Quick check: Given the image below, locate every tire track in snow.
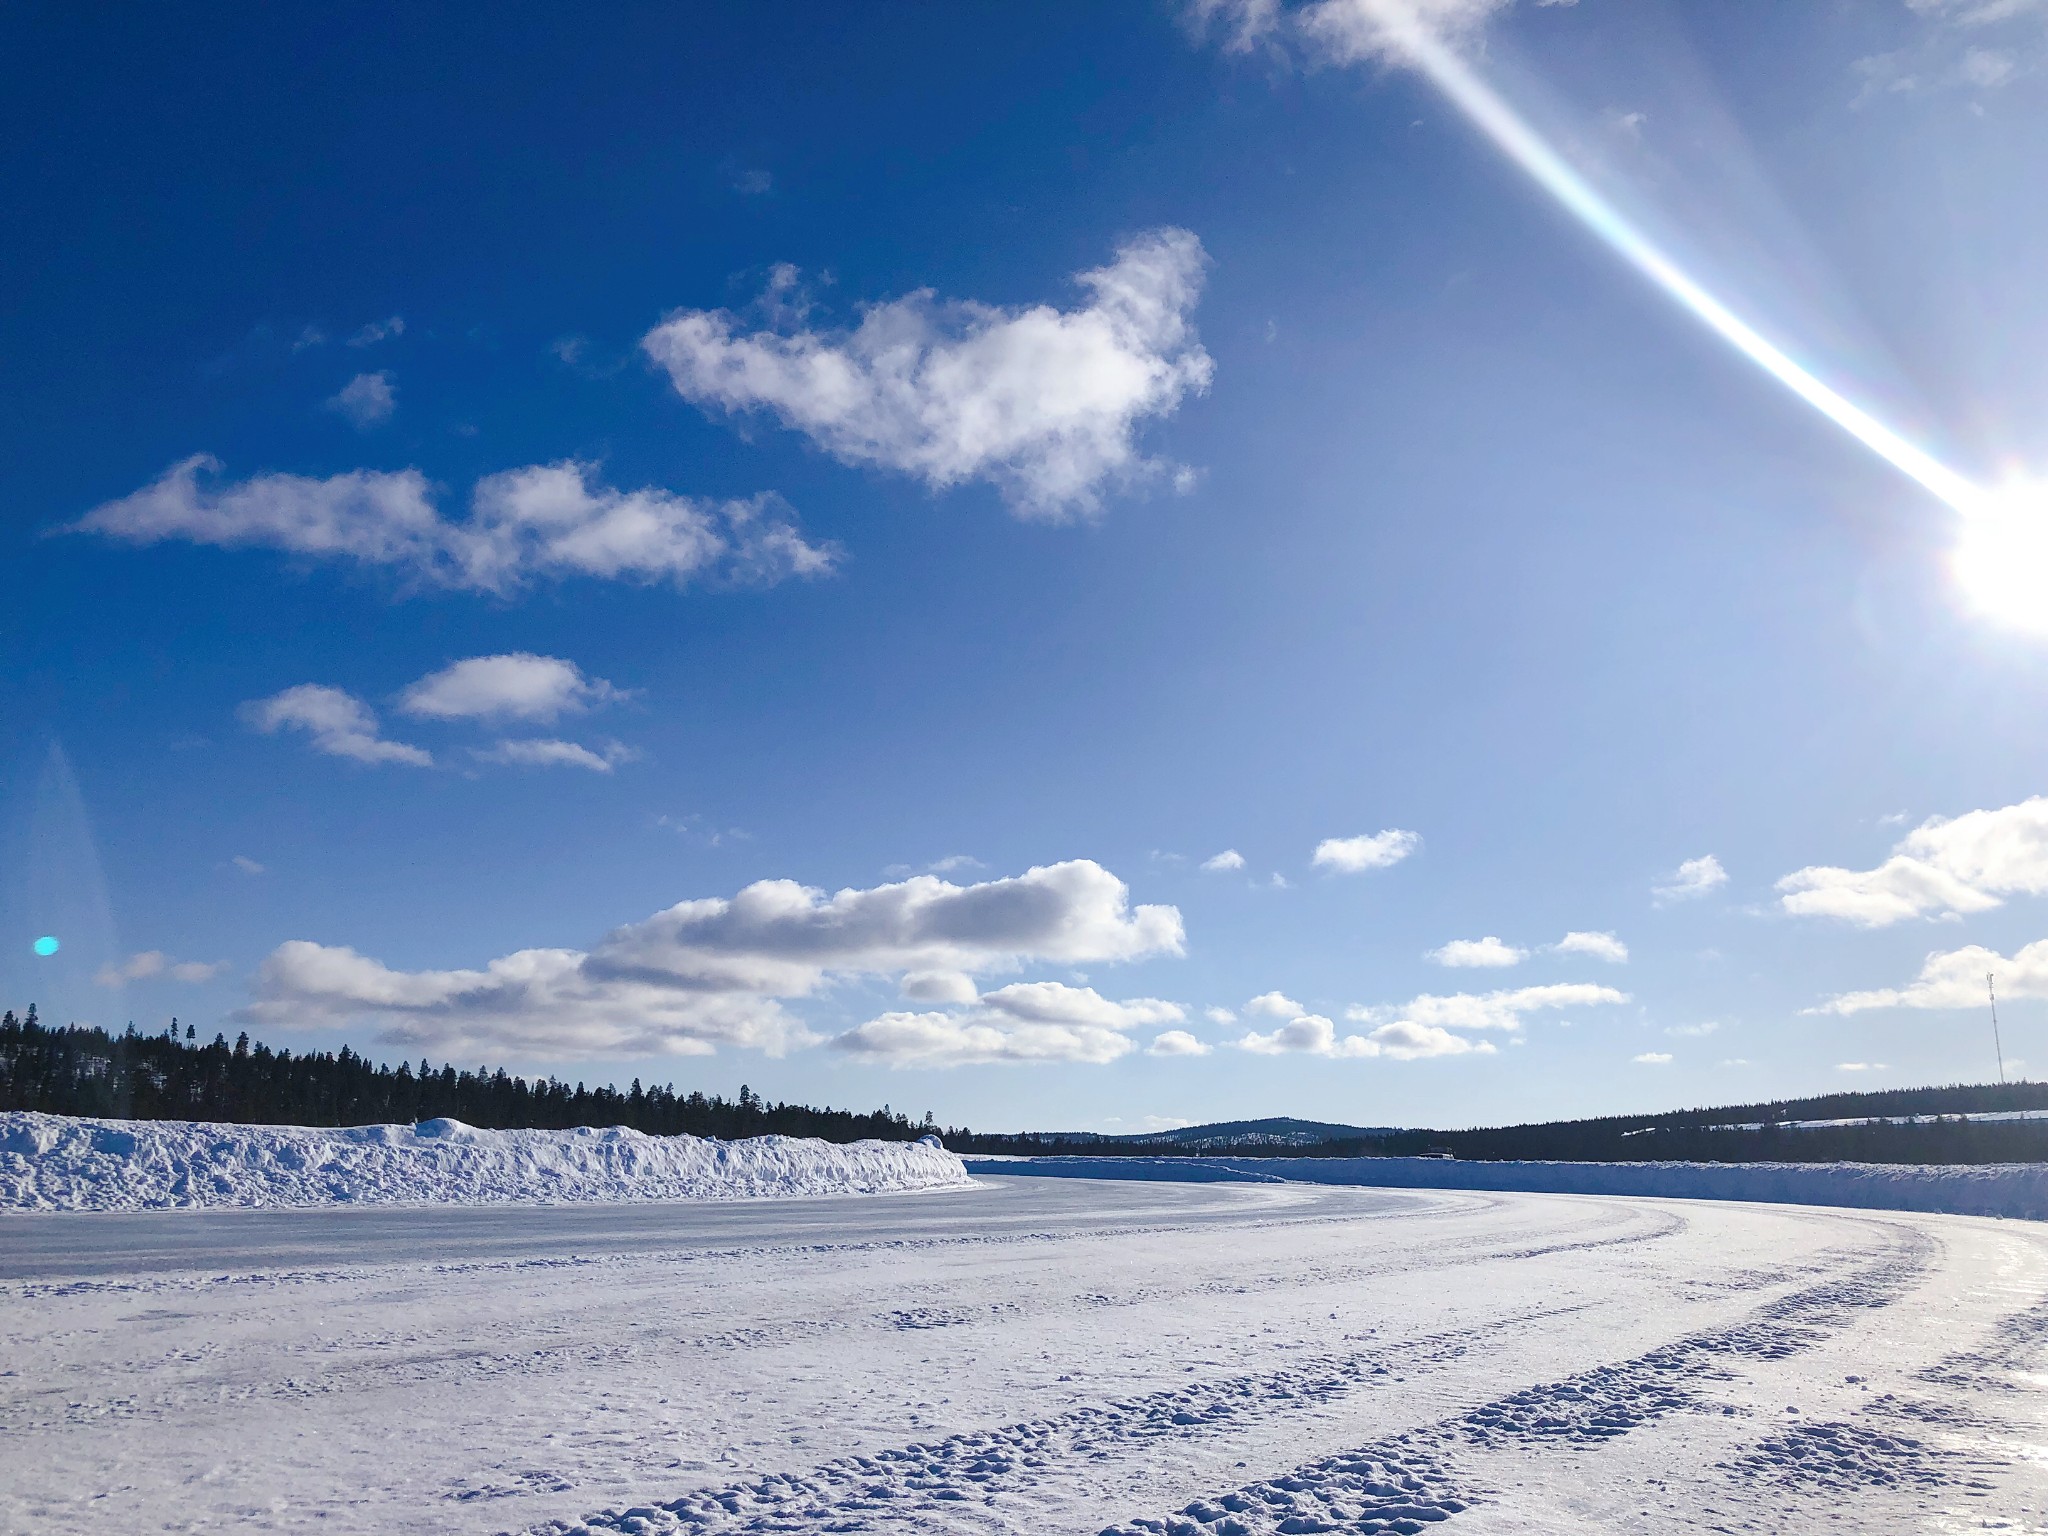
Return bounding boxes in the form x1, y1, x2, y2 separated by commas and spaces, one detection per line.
534, 1227, 1923, 1536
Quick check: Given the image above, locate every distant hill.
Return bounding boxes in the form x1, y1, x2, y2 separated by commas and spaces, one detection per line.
1073, 1116, 1400, 1148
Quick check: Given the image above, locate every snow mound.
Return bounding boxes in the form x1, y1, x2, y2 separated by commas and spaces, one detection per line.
0, 1112, 973, 1213
965, 1153, 2048, 1220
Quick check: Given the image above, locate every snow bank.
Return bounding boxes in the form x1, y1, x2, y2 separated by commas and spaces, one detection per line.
964, 1153, 2048, 1220
0, 1112, 972, 1213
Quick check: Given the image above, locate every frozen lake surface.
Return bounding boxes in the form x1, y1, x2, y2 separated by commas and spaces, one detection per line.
6, 1175, 2048, 1533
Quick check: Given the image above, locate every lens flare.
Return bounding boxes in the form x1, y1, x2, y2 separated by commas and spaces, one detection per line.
1953, 485, 2048, 636
33, 936, 60, 957
1370, 6, 1989, 521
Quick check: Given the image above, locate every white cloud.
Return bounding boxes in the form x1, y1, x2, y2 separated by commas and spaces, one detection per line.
326, 371, 396, 429
901, 970, 980, 1004
347, 316, 405, 347
1149, 1029, 1213, 1056
241, 860, 1183, 1058
241, 685, 432, 767
1346, 981, 1630, 1033
65, 456, 837, 596
1814, 938, 2039, 1015
1837, 1061, 1891, 1072
1188, 0, 1570, 66
472, 738, 632, 773
1234, 991, 1499, 1060
232, 855, 266, 876
1311, 828, 1420, 874
1777, 796, 2048, 928
398, 654, 624, 724
641, 229, 1213, 519
1665, 1021, 1719, 1038
95, 951, 226, 987
1856, 0, 2045, 99
1425, 935, 1526, 968
1632, 1051, 1673, 1065
833, 980, 1182, 1068
1552, 930, 1628, 963
1205, 1005, 1238, 1025
1201, 849, 1247, 872
1653, 854, 1727, 904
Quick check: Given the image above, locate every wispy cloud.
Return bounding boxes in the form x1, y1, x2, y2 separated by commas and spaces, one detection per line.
346, 316, 405, 347
1201, 848, 1247, 872
472, 738, 634, 773
1653, 854, 1727, 904
65, 457, 838, 596
1552, 930, 1628, 963
1311, 828, 1420, 874
95, 951, 228, 987
325, 371, 396, 429
241, 685, 432, 767
642, 229, 1213, 518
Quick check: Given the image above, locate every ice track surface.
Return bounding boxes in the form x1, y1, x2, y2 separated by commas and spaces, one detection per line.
6, 1177, 2048, 1534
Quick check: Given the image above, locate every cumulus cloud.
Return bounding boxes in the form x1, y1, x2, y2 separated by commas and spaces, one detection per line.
1205, 1005, 1238, 1025
1149, 1029, 1212, 1056
1234, 991, 1500, 1060
241, 685, 432, 767
1311, 829, 1420, 874
1202, 849, 1247, 872
1552, 930, 1628, 963
1632, 1051, 1673, 1065
326, 371, 396, 429
241, 860, 1182, 1058
1346, 981, 1628, 1034
832, 981, 1185, 1068
1653, 855, 1727, 904
398, 653, 625, 724
1777, 797, 2048, 928
1425, 935, 1526, 968
1814, 938, 2041, 1016
472, 738, 633, 773
95, 952, 228, 987
642, 229, 1213, 519
64, 456, 837, 596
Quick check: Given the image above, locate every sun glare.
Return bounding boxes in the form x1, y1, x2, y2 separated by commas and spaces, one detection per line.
1954, 485, 2048, 635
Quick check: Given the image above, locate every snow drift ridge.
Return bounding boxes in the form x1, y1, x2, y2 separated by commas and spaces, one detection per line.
0, 1112, 973, 1212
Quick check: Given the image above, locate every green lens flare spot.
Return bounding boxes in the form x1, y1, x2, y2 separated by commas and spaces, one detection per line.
32, 936, 60, 957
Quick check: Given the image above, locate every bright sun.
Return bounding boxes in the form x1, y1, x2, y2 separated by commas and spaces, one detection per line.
1954, 486, 2048, 636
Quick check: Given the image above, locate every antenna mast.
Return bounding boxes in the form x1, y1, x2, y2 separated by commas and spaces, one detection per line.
1990, 972, 2006, 1086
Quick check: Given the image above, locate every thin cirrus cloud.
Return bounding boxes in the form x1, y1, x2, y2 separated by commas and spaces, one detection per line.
241, 684, 433, 767
471, 738, 634, 774
1425, 935, 1526, 969
1777, 796, 2048, 928
94, 951, 228, 987
398, 653, 626, 725
1653, 854, 1727, 904
833, 982, 1187, 1068
62, 456, 837, 596
239, 860, 1185, 1059
641, 228, 1214, 519
1311, 828, 1420, 874
325, 371, 396, 429
1186, 0, 1535, 67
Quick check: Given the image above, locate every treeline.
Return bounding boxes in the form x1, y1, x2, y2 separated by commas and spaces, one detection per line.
948, 1079, 2048, 1165
0, 1007, 950, 1143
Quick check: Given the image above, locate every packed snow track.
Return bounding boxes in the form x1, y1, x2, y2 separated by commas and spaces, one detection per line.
5, 1177, 2047, 1534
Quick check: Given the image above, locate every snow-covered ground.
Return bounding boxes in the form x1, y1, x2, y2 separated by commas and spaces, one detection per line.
962, 1152, 2048, 1218
7, 1176, 2048, 1534
0, 1112, 970, 1211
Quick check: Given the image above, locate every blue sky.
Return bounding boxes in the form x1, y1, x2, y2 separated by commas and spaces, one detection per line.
7, 0, 2048, 1133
